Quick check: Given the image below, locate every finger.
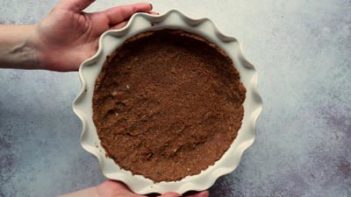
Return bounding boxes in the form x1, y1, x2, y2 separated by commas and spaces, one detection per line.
110, 21, 128, 30
160, 192, 179, 197
185, 191, 209, 197
57, 0, 95, 12
103, 3, 153, 26
148, 11, 160, 15
99, 180, 133, 193
110, 10, 159, 30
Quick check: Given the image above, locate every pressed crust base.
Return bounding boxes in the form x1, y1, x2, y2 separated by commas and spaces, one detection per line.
93, 30, 246, 182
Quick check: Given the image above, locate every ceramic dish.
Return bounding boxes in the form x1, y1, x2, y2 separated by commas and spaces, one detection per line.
73, 10, 262, 195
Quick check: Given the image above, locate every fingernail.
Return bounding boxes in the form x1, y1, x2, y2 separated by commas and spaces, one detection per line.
149, 3, 153, 10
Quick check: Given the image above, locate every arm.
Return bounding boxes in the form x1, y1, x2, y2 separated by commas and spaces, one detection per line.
0, 25, 39, 69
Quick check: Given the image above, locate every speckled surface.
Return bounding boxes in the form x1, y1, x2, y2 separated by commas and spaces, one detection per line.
0, 0, 350, 196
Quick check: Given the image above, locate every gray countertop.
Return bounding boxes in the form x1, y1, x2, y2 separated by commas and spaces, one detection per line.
0, 0, 350, 196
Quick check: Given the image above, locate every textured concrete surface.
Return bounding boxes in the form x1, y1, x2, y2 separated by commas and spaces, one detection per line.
0, 0, 350, 196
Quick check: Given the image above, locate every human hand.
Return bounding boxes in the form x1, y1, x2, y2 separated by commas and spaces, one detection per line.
96, 180, 209, 197
61, 180, 209, 197
31, 0, 153, 71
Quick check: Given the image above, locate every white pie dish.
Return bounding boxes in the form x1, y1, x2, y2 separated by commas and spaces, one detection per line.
72, 10, 262, 195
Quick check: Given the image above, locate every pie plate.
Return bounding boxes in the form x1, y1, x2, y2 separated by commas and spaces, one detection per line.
72, 10, 262, 195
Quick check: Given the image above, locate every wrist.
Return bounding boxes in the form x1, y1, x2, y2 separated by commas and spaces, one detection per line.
25, 24, 47, 70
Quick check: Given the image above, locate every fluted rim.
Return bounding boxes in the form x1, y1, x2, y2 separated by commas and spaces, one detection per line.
72, 10, 262, 195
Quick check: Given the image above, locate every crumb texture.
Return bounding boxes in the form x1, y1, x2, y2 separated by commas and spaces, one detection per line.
93, 30, 246, 182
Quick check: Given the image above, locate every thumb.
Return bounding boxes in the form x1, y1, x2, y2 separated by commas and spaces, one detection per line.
57, 0, 95, 12
160, 192, 180, 197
